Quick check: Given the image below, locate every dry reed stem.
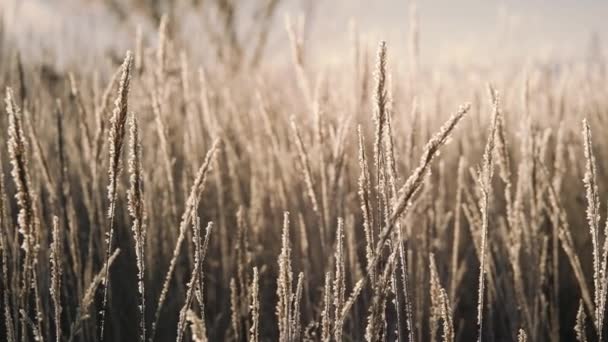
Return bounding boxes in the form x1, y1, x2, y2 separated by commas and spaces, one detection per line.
19, 309, 42, 341
476, 86, 499, 342
276, 212, 293, 342
398, 238, 416, 342
292, 272, 304, 341
50, 216, 62, 342
428, 253, 455, 342
430, 253, 442, 341
128, 111, 146, 342
192, 214, 213, 342
249, 267, 260, 342
230, 278, 241, 341
357, 126, 375, 282
193, 210, 212, 342
68, 249, 121, 342
387, 104, 469, 231
365, 243, 398, 341
333, 218, 346, 341
440, 288, 454, 342
6, 86, 37, 341
177, 219, 212, 342
450, 157, 466, 301
576, 300, 588, 342
150, 139, 219, 342
582, 118, 605, 336
0, 161, 15, 342
373, 41, 388, 203
186, 310, 207, 342
321, 271, 332, 342
101, 50, 133, 338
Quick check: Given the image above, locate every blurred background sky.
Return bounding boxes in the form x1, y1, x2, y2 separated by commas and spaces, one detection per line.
1, 0, 606, 70
312, 0, 607, 65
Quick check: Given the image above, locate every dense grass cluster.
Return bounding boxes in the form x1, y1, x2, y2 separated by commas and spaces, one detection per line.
1, 10, 608, 342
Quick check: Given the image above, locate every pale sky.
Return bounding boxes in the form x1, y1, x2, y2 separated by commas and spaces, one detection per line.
298, 0, 608, 66
1, 0, 606, 69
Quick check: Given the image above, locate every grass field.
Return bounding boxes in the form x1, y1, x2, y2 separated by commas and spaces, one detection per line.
1, 1, 608, 341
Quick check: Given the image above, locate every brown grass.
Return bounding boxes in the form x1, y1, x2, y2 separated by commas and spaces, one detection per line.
2, 7, 608, 342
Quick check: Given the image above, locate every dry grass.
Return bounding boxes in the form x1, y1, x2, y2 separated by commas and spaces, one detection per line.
2, 6, 608, 342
